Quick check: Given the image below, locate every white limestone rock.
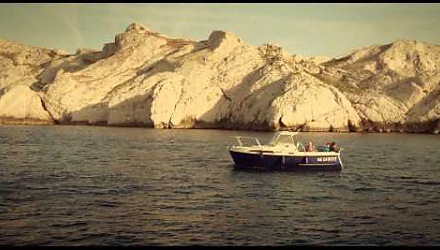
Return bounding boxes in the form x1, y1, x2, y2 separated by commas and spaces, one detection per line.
320, 39, 440, 131
0, 40, 66, 123
0, 23, 439, 133
0, 85, 52, 122
274, 73, 361, 131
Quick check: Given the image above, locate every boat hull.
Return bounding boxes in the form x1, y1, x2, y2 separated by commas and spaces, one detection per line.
229, 150, 343, 171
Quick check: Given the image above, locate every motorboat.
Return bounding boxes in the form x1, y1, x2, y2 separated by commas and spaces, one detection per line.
228, 131, 343, 171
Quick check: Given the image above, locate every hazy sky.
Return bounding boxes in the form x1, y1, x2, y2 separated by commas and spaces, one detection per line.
0, 3, 439, 57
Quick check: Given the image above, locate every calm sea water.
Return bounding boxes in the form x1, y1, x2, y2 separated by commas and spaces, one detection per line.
0, 125, 439, 246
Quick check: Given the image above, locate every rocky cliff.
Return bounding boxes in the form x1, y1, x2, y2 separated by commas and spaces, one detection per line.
0, 23, 439, 133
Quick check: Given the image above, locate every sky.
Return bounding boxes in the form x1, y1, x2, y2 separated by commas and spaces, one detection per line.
0, 3, 439, 57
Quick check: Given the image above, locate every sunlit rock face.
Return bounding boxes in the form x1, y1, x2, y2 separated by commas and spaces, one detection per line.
0, 24, 439, 133
318, 40, 440, 132
0, 39, 66, 124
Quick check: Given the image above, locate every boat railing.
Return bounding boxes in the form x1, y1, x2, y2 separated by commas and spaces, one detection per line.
234, 136, 262, 147
296, 142, 306, 152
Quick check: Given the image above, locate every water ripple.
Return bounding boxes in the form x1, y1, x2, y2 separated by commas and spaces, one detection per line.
0, 126, 439, 245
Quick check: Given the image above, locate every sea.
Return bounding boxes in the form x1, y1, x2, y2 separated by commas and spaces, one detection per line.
0, 125, 439, 246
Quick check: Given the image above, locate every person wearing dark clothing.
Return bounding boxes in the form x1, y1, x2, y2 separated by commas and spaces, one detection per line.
330, 142, 339, 152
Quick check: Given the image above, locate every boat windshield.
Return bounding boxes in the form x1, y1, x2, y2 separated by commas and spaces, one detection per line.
268, 132, 297, 146
234, 136, 261, 147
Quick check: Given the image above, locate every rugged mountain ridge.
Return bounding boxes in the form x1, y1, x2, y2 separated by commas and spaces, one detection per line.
0, 23, 439, 133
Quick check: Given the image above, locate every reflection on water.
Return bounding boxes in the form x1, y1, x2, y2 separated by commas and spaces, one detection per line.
0, 125, 439, 245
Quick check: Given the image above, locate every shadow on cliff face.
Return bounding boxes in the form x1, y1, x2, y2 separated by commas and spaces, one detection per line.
48, 59, 440, 133
359, 119, 440, 134
52, 78, 440, 134
31, 50, 103, 92
194, 66, 293, 131
62, 91, 155, 127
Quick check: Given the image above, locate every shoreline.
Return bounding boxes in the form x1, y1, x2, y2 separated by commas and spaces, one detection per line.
1, 118, 438, 135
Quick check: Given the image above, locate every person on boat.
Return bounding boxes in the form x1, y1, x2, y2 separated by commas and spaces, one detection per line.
305, 141, 314, 152
330, 142, 340, 152
324, 142, 331, 152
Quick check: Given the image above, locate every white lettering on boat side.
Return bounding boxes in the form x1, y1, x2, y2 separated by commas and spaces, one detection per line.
317, 156, 337, 162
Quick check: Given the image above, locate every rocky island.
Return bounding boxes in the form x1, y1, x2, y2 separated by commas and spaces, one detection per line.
0, 23, 439, 133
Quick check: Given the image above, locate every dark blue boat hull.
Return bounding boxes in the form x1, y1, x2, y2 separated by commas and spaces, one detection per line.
229, 150, 342, 171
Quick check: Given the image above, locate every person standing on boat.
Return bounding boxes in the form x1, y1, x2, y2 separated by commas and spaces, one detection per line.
305, 141, 314, 152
